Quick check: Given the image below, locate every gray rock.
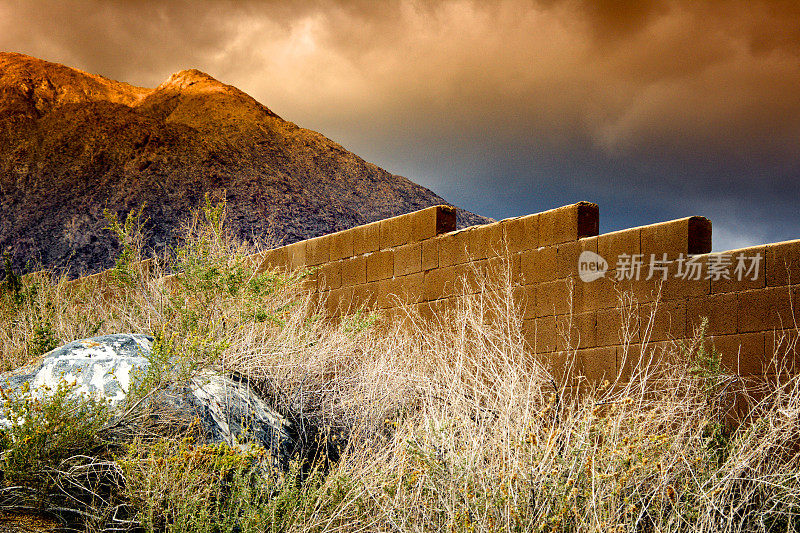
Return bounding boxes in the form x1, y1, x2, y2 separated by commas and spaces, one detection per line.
0, 334, 294, 469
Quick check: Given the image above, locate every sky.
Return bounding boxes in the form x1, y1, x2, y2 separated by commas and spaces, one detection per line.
2, 0, 799, 251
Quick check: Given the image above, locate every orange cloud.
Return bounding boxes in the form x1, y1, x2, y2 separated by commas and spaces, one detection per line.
2, 0, 798, 248
3, 0, 797, 166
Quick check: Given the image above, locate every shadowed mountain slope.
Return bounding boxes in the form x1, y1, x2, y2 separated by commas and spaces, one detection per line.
0, 52, 489, 277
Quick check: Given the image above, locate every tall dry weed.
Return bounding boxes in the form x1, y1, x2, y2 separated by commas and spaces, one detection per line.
2, 204, 800, 531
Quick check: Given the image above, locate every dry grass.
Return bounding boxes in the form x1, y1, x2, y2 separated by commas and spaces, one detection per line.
1, 201, 800, 532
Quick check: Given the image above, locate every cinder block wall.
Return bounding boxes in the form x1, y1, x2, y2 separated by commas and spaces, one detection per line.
252, 203, 800, 387
62, 202, 800, 388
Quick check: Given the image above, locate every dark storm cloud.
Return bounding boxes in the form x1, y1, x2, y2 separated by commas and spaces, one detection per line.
1, 0, 798, 249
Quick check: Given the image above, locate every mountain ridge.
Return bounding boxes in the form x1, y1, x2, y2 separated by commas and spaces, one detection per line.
0, 52, 489, 277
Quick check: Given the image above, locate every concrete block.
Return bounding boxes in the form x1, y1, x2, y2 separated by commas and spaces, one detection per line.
325, 286, 353, 316
305, 290, 321, 311
393, 306, 424, 332
596, 306, 639, 346
353, 221, 381, 255
410, 207, 438, 243
373, 279, 395, 309
481, 255, 514, 289
618, 341, 678, 381
513, 284, 537, 320
438, 229, 471, 267
531, 315, 557, 353
72, 269, 117, 301
424, 265, 468, 301
458, 263, 483, 295
376, 275, 425, 309
286, 241, 307, 271
329, 229, 355, 261
636, 277, 677, 305
251, 248, 284, 273
411, 205, 457, 242
413, 301, 437, 324
632, 277, 668, 305
464, 259, 487, 294
506, 252, 523, 285
538, 202, 599, 246
394, 243, 422, 276
687, 293, 737, 336
520, 245, 557, 284
460, 257, 506, 294
380, 214, 412, 249
320, 289, 332, 315
159, 274, 180, 296
582, 275, 627, 312
400, 272, 425, 304
340, 255, 367, 287
375, 276, 400, 309
317, 261, 342, 291
639, 216, 712, 257
598, 228, 641, 278
431, 297, 460, 321
298, 273, 318, 294
658, 255, 710, 301
502, 214, 538, 254
710, 246, 766, 293
366, 249, 394, 282
421, 238, 438, 271
556, 241, 582, 281
305, 235, 330, 266
468, 221, 505, 260
711, 333, 766, 376
638, 300, 686, 342
766, 239, 800, 287
556, 312, 597, 350
373, 306, 397, 333
688, 217, 714, 255
765, 329, 800, 374
737, 286, 799, 333
557, 236, 598, 280
536, 278, 582, 317
423, 266, 446, 302
436, 206, 458, 236
351, 283, 377, 310
577, 346, 617, 385
539, 349, 575, 386
520, 318, 535, 353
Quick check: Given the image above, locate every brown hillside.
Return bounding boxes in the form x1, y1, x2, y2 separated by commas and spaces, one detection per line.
0, 52, 489, 277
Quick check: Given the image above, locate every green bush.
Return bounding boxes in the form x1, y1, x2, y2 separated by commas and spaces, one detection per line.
117, 436, 354, 533
104, 203, 148, 288
1, 249, 22, 305
0, 379, 111, 490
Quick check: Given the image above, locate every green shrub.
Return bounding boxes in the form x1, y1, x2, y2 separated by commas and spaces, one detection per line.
26, 317, 60, 358
0, 379, 111, 490
117, 436, 352, 533
1, 249, 22, 305
103, 203, 148, 288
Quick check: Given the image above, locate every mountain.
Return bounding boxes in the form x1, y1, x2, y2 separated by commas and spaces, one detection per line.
0, 52, 489, 277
